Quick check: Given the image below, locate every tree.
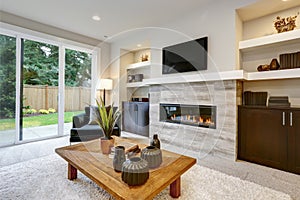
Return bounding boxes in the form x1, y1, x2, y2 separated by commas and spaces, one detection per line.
0, 35, 16, 118
0, 35, 92, 118
23, 39, 59, 86
65, 49, 91, 87
22, 40, 92, 87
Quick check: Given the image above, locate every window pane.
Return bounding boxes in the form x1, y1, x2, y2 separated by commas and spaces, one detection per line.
64, 49, 92, 134
22, 39, 59, 140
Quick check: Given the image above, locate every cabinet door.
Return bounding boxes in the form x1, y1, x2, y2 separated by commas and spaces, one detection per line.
287, 110, 300, 174
136, 103, 149, 137
238, 107, 287, 170
122, 102, 136, 133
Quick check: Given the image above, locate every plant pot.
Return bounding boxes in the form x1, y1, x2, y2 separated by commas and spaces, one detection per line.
121, 157, 149, 186
113, 146, 126, 172
141, 146, 162, 168
100, 138, 114, 154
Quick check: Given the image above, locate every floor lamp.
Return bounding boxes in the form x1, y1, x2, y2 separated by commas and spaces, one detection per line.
98, 79, 113, 105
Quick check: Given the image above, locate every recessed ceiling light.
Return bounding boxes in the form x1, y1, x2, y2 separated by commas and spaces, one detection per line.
92, 15, 101, 21
137, 44, 142, 47
281, 0, 289, 2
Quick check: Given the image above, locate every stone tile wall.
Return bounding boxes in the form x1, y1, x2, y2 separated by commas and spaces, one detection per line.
149, 80, 237, 161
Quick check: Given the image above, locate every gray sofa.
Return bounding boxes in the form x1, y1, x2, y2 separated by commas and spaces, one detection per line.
70, 106, 120, 142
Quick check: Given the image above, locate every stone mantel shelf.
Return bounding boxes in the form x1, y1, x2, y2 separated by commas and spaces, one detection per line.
126, 68, 300, 87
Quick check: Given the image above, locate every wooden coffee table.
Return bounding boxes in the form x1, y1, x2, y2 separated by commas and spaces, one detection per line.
55, 137, 196, 200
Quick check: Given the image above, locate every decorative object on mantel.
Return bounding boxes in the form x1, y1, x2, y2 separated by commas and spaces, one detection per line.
96, 97, 121, 154
257, 58, 280, 71
141, 146, 162, 168
121, 157, 149, 186
127, 74, 144, 83
127, 75, 134, 83
134, 74, 144, 82
113, 146, 126, 172
279, 51, 300, 69
141, 54, 149, 62
150, 134, 161, 149
257, 64, 270, 71
274, 12, 299, 33
269, 58, 280, 70
268, 96, 290, 107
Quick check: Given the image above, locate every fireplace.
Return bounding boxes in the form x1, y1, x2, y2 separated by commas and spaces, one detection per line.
160, 103, 216, 129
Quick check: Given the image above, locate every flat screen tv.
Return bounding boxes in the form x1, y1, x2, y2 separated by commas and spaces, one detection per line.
162, 37, 208, 74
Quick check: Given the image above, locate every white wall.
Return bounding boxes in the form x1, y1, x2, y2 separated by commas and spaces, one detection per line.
108, 0, 256, 106
243, 6, 300, 40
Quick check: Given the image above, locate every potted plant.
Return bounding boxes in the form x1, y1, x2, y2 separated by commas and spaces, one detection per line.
96, 97, 120, 154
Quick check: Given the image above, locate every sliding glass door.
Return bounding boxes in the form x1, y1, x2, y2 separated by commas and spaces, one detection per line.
64, 48, 92, 132
0, 30, 98, 146
0, 34, 16, 146
21, 39, 59, 141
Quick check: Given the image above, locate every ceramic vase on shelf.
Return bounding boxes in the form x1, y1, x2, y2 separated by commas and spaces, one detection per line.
113, 146, 126, 172
150, 134, 160, 149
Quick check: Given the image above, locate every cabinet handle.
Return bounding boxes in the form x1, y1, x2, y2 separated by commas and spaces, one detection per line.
282, 112, 285, 126
290, 112, 293, 127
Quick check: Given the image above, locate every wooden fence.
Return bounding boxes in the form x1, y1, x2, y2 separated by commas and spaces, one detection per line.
23, 85, 91, 111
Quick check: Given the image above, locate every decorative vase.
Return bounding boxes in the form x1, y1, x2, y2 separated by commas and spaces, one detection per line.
150, 134, 161, 149
141, 146, 162, 169
100, 138, 114, 154
121, 157, 149, 186
113, 146, 126, 172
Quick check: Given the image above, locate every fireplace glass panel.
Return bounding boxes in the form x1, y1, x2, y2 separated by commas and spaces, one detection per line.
160, 103, 216, 129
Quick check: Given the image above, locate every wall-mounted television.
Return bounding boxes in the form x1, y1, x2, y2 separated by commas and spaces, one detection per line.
162, 37, 208, 74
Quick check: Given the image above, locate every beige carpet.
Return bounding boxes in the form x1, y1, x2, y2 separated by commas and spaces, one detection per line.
0, 154, 292, 200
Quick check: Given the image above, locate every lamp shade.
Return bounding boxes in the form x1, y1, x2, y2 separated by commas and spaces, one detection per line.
98, 79, 113, 90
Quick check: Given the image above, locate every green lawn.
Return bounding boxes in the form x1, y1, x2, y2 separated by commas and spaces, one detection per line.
0, 111, 83, 131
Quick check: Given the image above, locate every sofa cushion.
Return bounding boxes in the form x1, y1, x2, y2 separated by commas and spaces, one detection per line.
88, 106, 99, 125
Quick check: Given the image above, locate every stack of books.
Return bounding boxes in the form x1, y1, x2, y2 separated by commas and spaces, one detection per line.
279, 51, 300, 69
268, 96, 290, 107
243, 91, 268, 106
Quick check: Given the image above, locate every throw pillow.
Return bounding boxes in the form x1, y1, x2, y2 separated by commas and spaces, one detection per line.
88, 106, 99, 125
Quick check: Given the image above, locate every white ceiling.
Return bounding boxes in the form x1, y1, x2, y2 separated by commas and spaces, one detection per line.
1, 0, 299, 42
0, 0, 212, 41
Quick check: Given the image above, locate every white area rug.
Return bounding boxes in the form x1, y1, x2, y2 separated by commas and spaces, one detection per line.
0, 154, 291, 200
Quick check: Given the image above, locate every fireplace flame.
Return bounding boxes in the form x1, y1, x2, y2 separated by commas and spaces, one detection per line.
170, 114, 214, 126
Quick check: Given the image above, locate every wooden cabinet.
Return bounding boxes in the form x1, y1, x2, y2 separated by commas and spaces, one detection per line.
238, 106, 300, 174
287, 110, 300, 174
122, 102, 149, 137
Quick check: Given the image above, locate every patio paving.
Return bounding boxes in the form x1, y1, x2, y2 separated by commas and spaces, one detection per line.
0, 123, 72, 146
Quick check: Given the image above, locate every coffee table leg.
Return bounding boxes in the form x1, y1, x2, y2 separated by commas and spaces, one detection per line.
68, 163, 77, 180
170, 177, 181, 198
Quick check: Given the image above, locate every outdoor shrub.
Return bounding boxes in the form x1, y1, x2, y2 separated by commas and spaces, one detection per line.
48, 108, 56, 113
23, 108, 37, 115
39, 109, 49, 114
